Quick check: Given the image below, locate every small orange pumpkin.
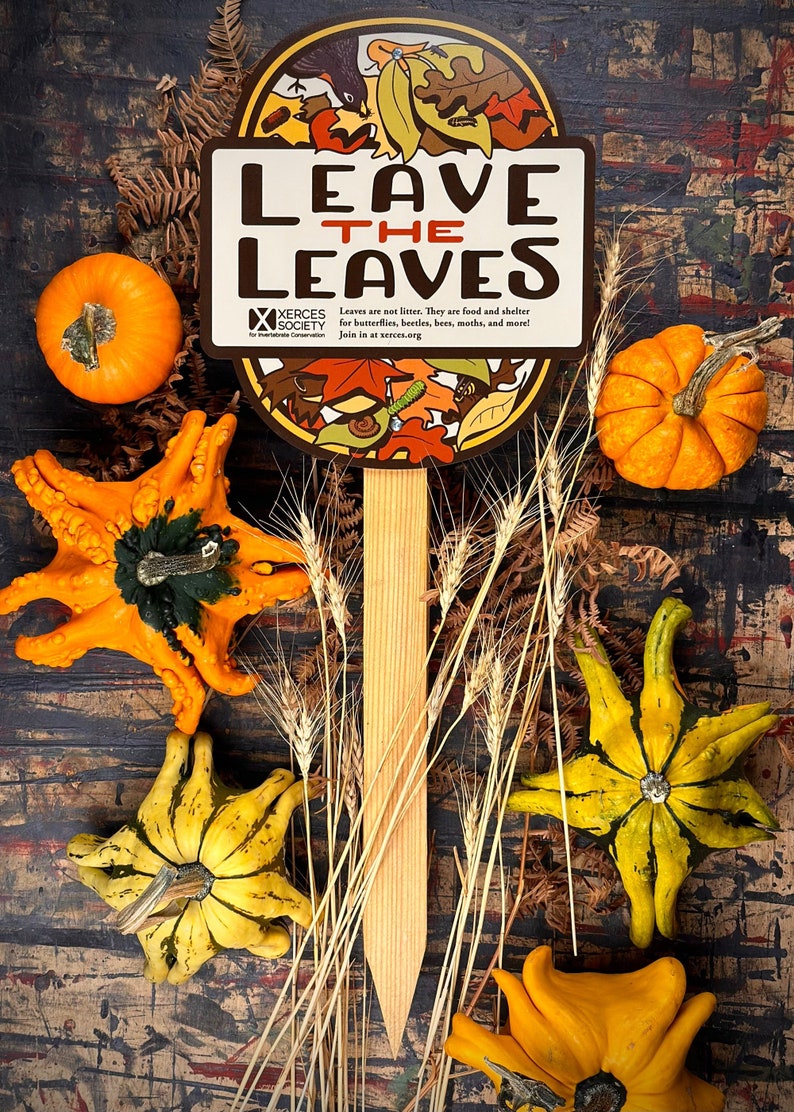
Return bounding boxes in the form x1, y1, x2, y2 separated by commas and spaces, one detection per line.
595, 318, 781, 489
35, 252, 183, 404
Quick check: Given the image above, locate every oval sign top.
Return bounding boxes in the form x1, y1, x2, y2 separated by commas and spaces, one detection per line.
201, 14, 594, 467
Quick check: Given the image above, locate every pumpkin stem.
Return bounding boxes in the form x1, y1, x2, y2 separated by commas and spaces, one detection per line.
61, 301, 117, 371
671, 316, 782, 418
116, 861, 215, 934
136, 538, 221, 587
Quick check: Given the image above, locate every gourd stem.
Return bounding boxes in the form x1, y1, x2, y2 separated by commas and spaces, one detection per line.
671, 316, 782, 418
61, 301, 117, 371
136, 538, 220, 587
573, 1072, 627, 1112
116, 861, 215, 934
483, 1059, 564, 1111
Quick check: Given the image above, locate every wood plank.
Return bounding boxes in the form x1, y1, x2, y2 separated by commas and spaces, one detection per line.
362, 467, 428, 1055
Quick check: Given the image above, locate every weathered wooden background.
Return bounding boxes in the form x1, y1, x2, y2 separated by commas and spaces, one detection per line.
1, 1, 792, 1110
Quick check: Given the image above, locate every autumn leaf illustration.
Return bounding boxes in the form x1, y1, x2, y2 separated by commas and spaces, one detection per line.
376, 58, 423, 162
311, 108, 371, 153
258, 362, 327, 428
374, 42, 505, 161
406, 57, 492, 156
259, 366, 302, 411
287, 395, 326, 429
391, 359, 458, 425
315, 406, 391, 452
456, 388, 520, 451
378, 418, 455, 464
488, 86, 543, 124
484, 87, 553, 149
413, 51, 523, 118
306, 357, 412, 407
259, 362, 322, 405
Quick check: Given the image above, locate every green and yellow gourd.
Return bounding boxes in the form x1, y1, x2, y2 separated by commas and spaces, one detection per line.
67, 728, 315, 983
507, 598, 778, 948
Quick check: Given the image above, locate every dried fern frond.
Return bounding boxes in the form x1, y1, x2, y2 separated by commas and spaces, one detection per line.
177, 60, 244, 144
555, 497, 602, 557
156, 125, 197, 168
110, 164, 200, 234
617, 543, 682, 589
207, 0, 252, 75
315, 464, 364, 570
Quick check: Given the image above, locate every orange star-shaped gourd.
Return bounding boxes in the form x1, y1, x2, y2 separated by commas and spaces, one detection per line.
0, 410, 309, 731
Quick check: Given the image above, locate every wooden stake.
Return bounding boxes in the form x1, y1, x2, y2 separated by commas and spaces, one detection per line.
362, 467, 428, 1056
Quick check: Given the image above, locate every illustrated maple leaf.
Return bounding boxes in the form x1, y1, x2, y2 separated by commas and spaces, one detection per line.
391, 359, 458, 425
486, 86, 543, 126
484, 87, 553, 149
311, 357, 411, 406
309, 107, 370, 153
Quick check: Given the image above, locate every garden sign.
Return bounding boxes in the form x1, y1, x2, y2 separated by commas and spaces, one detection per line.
201, 11, 594, 1051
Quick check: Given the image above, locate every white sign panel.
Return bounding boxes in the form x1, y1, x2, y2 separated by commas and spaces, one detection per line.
204, 143, 590, 358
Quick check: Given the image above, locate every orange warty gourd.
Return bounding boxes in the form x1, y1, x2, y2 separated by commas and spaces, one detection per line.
0, 410, 309, 732
595, 318, 781, 490
35, 252, 184, 404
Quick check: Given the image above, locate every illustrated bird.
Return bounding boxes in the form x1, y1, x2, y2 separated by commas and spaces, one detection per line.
287, 36, 369, 116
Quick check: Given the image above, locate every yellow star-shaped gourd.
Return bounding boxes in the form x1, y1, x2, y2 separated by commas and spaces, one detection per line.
0, 410, 309, 733
507, 597, 779, 948
67, 728, 315, 983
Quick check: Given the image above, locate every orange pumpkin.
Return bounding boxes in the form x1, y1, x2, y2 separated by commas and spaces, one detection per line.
595, 318, 781, 489
35, 252, 183, 404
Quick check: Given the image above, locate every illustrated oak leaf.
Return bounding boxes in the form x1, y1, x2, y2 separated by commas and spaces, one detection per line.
259, 365, 310, 411
378, 418, 455, 464
297, 93, 334, 122
259, 363, 326, 426
391, 359, 458, 425
414, 51, 523, 118
288, 394, 326, 429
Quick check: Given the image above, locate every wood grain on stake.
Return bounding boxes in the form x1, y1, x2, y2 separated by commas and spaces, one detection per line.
363, 467, 429, 1054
